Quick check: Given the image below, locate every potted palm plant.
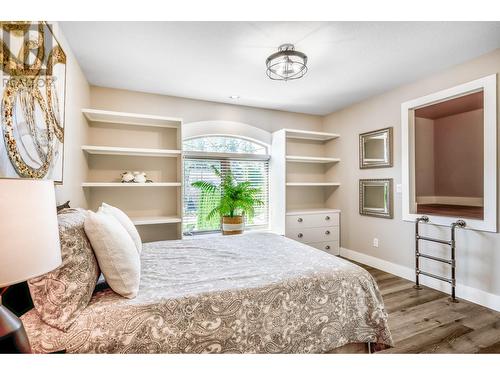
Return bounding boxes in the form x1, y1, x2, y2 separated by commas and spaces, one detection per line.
192, 166, 264, 235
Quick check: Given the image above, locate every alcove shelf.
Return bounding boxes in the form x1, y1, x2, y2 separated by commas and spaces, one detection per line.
81, 145, 181, 158
284, 128, 340, 142
131, 216, 182, 226
82, 108, 182, 128
82, 108, 183, 242
286, 182, 341, 187
81, 182, 182, 188
285, 208, 341, 215
285, 155, 340, 163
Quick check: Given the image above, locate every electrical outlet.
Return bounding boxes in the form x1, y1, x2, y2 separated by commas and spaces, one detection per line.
396, 184, 402, 193
373, 238, 379, 248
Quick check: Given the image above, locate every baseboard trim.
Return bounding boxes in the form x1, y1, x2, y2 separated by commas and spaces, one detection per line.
340, 247, 500, 312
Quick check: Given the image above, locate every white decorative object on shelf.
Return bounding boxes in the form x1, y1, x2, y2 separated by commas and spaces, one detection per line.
121, 171, 135, 183
120, 171, 152, 183
133, 171, 147, 183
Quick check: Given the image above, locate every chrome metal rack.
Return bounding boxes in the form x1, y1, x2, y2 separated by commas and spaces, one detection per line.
414, 216, 466, 302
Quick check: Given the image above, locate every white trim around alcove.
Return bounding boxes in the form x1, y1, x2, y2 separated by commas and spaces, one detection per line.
401, 74, 497, 232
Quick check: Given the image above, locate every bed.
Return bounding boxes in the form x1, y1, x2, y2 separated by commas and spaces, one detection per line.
21, 232, 392, 353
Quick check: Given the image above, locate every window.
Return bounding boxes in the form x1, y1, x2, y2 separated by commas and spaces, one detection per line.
183, 136, 269, 234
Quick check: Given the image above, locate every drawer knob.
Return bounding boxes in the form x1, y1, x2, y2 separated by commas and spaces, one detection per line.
325, 245, 331, 250
325, 230, 331, 235
297, 233, 303, 238
325, 216, 330, 220
297, 218, 303, 223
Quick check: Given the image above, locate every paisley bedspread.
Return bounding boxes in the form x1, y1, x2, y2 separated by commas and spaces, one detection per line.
22, 232, 392, 353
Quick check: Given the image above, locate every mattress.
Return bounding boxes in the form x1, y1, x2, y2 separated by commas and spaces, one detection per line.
21, 232, 392, 353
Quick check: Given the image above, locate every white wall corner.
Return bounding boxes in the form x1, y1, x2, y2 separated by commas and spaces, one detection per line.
340, 247, 500, 313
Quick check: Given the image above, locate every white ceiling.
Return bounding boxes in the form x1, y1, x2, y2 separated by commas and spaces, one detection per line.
60, 22, 500, 115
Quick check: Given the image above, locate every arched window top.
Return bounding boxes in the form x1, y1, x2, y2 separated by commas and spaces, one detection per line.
183, 135, 267, 154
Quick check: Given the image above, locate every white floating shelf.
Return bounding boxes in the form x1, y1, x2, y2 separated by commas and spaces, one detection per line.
285, 129, 340, 141
131, 216, 182, 226
286, 208, 341, 215
82, 145, 181, 158
286, 182, 341, 187
82, 182, 182, 188
82, 108, 182, 128
286, 155, 340, 163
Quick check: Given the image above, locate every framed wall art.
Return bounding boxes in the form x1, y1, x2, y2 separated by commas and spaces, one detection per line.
0, 21, 66, 183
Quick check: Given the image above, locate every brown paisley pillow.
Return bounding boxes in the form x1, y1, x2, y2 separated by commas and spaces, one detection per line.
28, 208, 100, 331
56, 200, 70, 213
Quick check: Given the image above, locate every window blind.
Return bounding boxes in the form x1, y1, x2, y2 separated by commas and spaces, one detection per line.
183, 158, 269, 234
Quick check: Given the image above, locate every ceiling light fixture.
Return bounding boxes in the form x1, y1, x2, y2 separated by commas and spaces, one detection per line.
265, 43, 308, 81
229, 95, 240, 99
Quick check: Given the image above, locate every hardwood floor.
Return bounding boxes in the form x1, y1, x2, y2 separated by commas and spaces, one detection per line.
358, 263, 500, 353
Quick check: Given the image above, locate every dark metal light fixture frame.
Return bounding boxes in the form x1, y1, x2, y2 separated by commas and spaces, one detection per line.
266, 43, 308, 81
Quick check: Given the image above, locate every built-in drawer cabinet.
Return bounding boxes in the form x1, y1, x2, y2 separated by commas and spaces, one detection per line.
285, 210, 340, 256
286, 226, 339, 244
286, 212, 339, 229
310, 241, 339, 255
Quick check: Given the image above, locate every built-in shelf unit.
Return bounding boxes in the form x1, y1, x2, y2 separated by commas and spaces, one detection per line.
270, 128, 341, 254
82, 108, 183, 242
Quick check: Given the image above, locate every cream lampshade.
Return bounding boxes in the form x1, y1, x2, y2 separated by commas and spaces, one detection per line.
0, 179, 62, 288
0, 179, 62, 353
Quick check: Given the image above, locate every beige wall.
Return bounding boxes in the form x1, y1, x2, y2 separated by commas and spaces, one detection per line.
52, 23, 91, 207
434, 109, 484, 198
415, 109, 484, 199
322, 48, 500, 298
89, 86, 323, 133
415, 117, 435, 197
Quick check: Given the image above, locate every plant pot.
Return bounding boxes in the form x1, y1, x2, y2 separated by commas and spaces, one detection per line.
222, 216, 244, 235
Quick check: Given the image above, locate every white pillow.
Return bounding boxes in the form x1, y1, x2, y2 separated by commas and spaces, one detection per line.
99, 203, 142, 254
84, 211, 140, 298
